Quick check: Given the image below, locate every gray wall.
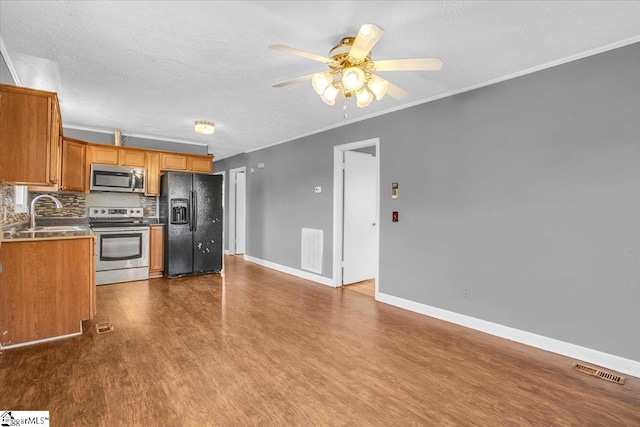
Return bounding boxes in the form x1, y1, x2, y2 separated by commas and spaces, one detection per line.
1, 51, 16, 84
215, 42, 640, 363
63, 128, 208, 154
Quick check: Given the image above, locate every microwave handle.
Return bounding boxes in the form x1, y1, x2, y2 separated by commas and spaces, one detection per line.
130, 170, 135, 192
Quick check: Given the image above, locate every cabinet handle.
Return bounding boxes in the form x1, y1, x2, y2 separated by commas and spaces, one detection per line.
50, 177, 58, 184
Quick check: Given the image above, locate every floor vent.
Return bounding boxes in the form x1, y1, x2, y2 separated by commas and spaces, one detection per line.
96, 322, 114, 334
571, 363, 626, 385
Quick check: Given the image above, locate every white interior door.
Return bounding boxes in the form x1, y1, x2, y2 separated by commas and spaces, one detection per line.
235, 171, 246, 254
342, 151, 377, 285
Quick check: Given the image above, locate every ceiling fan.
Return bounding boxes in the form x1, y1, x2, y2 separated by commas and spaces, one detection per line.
269, 23, 443, 108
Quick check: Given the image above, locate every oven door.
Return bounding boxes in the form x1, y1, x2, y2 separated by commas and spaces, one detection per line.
94, 228, 149, 271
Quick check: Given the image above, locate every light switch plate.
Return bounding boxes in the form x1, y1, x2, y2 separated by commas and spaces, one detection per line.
315, 186, 322, 193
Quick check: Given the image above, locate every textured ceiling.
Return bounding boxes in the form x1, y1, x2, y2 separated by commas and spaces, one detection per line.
1, 1, 639, 160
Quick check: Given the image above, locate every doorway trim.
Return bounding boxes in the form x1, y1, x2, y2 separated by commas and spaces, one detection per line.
228, 166, 246, 255
333, 138, 380, 296
213, 170, 226, 254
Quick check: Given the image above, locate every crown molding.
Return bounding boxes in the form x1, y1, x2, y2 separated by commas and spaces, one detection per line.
247, 35, 640, 156
0, 37, 22, 85
63, 123, 209, 147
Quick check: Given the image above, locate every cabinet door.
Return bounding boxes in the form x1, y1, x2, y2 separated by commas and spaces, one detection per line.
188, 155, 213, 173
160, 153, 187, 170
149, 225, 164, 277
145, 152, 160, 196
89, 144, 118, 165
0, 86, 54, 185
119, 148, 146, 167
49, 100, 62, 186
60, 139, 87, 192
0, 239, 92, 346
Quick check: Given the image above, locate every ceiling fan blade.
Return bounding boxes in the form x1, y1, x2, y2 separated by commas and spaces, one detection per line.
385, 81, 409, 100
272, 74, 315, 88
269, 44, 332, 63
349, 23, 384, 62
374, 58, 443, 71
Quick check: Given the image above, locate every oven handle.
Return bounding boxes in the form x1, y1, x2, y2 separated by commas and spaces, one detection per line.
93, 228, 149, 233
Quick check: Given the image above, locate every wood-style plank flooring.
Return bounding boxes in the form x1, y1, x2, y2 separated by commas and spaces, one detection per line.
1, 256, 639, 426
343, 279, 375, 297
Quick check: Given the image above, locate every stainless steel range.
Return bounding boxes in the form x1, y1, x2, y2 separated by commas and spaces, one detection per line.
89, 207, 150, 285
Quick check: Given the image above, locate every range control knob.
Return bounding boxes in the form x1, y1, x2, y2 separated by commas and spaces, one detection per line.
93, 209, 98, 214
136, 209, 141, 214
101, 209, 106, 214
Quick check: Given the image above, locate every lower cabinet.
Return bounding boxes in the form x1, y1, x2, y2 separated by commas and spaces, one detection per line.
0, 237, 95, 346
149, 224, 164, 278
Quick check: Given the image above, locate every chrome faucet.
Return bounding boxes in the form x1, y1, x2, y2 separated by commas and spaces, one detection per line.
30, 194, 63, 230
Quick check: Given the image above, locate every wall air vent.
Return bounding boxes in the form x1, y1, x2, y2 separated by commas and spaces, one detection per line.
571, 363, 626, 385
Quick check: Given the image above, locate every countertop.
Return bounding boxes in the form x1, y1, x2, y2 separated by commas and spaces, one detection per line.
0, 220, 94, 242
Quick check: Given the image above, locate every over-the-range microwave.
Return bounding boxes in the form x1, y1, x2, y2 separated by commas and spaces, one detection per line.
90, 164, 146, 193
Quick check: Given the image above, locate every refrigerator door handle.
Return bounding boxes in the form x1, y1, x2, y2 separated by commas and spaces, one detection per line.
193, 191, 198, 232
188, 191, 194, 231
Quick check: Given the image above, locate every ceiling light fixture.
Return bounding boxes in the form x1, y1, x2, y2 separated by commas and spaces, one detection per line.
309, 36, 381, 109
194, 120, 215, 135
271, 23, 444, 108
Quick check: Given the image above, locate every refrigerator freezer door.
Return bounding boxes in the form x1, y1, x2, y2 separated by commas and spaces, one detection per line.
164, 171, 195, 277
193, 174, 223, 273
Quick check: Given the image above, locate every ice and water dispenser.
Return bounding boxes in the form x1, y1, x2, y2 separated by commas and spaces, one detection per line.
171, 199, 189, 224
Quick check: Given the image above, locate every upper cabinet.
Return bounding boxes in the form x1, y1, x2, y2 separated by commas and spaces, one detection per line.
89, 145, 146, 167
160, 152, 188, 171
145, 152, 160, 196
0, 84, 62, 187
60, 138, 87, 193
188, 155, 213, 173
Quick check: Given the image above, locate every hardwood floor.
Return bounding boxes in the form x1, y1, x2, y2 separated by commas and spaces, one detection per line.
1, 255, 639, 426
343, 279, 375, 297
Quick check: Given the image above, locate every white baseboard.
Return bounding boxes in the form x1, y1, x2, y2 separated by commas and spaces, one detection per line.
224, 250, 230, 255
377, 292, 640, 379
244, 255, 335, 287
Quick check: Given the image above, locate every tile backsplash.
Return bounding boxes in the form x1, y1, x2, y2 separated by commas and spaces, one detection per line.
1, 182, 29, 225
1, 182, 157, 226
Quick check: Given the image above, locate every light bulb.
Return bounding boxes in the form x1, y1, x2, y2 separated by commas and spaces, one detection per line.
312, 72, 333, 95
355, 88, 373, 108
367, 75, 388, 100
321, 84, 340, 106
341, 67, 366, 92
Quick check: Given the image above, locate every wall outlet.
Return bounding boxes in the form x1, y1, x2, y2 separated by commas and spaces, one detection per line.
315, 186, 322, 193
463, 288, 471, 299
257, 162, 265, 169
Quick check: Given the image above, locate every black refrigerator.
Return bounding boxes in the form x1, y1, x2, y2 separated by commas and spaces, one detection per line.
160, 171, 223, 277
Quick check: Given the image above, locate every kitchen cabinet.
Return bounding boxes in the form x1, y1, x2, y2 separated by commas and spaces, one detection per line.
60, 138, 87, 193
189, 155, 213, 173
0, 236, 95, 346
145, 152, 160, 196
118, 148, 146, 167
160, 152, 213, 173
160, 152, 188, 170
149, 224, 164, 278
89, 144, 146, 167
0, 84, 62, 187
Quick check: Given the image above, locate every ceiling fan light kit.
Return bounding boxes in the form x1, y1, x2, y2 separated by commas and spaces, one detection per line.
270, 23, 443, 108
194, 120, 215, 135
